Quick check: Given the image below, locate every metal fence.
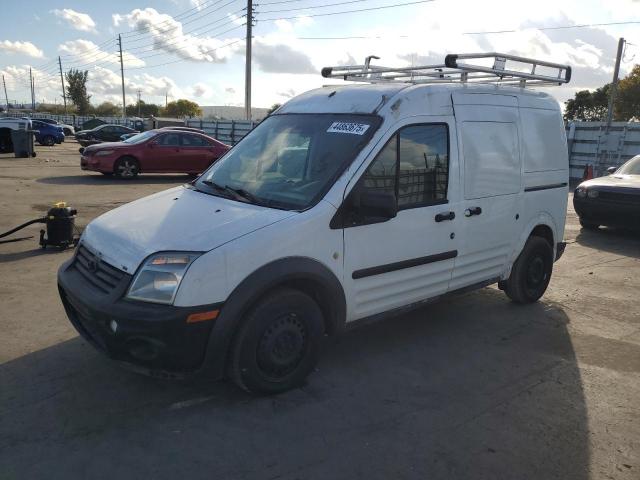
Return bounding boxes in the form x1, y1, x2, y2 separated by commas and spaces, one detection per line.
185, 119, 257, 145
566, 121, 640, 178
0, 112, 133, 128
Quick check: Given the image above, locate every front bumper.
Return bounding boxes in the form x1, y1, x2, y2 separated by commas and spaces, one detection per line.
58, 255, 220, 376
573, 195, 640, 229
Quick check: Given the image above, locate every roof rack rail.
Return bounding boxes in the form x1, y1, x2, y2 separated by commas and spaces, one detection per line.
321, 52, 571, 87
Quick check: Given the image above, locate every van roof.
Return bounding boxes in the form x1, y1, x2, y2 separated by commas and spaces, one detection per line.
277, 83, 560, 116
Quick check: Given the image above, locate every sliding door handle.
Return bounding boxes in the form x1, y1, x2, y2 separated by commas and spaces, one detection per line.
465, 207, 482, 217
435, 211, 455, 222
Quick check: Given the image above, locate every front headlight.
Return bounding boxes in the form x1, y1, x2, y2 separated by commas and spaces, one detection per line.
126, 252, 200, 304
95, 150, 115, 157
575, 187, 587, 198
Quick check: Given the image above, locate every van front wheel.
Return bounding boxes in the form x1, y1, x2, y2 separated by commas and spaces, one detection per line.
503, 236, 553, 304
229, 288, 324, 394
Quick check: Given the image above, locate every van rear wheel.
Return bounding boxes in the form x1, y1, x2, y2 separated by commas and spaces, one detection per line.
228, 288, 324, 395
503, 236, 553, 304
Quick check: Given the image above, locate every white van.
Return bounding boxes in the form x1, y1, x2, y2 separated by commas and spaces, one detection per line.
58, 53, 571, 393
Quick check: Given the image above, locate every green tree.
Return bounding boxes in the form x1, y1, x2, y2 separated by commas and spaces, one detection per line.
162, 99, 201, 117
65, 69, 91, 114
616, 64, 640, 121
126, 100, 160, 117
563, 85, 610, 121
266, 103, 282, 116
93, 101, 121, 116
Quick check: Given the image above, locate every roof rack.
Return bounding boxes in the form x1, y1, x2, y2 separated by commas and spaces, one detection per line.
321, 52, 571, 87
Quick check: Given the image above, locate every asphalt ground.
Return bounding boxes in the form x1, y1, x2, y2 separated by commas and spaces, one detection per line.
0, 140, 639, 479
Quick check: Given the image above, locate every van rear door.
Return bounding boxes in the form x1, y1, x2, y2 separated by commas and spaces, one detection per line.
450, 93, 524, 290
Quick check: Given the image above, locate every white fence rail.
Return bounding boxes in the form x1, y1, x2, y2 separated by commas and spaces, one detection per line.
185, 119, 257, 145
567, 121, 640, 179
0, 112, 135, 129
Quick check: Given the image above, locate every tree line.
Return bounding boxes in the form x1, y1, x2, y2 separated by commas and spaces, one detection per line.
55, 68, 202, 118
564, 65, 640, 122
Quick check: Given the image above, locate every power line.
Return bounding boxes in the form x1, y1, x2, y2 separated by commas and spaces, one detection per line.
260, 0, 436, 21
464, 20, 640, 35
125, 38, 244, 70
296, 19, 640, 40
120, 0, 242, 38
260, 0, 371, 14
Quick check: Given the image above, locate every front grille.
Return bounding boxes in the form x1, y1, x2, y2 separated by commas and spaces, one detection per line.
73, 245, 126, 294
598, 190, 640, 205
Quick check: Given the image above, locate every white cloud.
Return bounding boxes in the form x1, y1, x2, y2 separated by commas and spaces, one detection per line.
58, 39, 145, 68
0, 40, 43, 58
113, 8, 240, 63
253, 41, 316, 74
191, 82, 212, 97
52, 9, 96, 32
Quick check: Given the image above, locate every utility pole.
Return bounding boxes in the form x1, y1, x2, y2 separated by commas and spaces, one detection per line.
165, 91, 168, 109
29, 67, 35, 111
606, 37, 625, 131
137, 89, 141, 116
58, 56, 67, 114
244, 0, 253, 120
118, 34, 126, 117
2, 75, 9, 113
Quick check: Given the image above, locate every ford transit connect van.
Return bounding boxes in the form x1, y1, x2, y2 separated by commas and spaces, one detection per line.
58, 53, 571, 393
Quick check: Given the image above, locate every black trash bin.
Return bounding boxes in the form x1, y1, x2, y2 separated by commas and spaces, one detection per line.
11, 129, 36, 158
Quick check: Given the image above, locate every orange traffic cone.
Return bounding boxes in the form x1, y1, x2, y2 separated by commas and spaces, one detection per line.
582, 164, 594, 181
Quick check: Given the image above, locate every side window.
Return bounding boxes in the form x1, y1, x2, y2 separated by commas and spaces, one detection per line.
398, 125, 449, 208
361, 135, 397, 196
157, 133, 181, 146
182, 134, 208, 146
359, 124, 449, 209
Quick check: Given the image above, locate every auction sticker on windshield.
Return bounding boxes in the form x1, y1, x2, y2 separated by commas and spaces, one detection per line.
327, 122, 370, 135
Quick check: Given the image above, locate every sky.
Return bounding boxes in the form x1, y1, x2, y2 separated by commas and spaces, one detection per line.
0, 0, 639, 111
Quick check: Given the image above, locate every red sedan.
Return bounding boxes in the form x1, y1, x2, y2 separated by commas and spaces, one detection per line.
80, 129, 230, 178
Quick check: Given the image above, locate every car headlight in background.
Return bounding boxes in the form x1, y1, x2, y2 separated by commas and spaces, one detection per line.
587, 189, 599, 198
95, 150, 115, 157
126, 252, 200, 304
575, 187, 587, 198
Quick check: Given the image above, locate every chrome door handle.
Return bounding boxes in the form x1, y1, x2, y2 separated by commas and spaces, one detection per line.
465, 207, 482, 217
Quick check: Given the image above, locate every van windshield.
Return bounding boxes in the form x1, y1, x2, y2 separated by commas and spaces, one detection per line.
196, 113, 381, 210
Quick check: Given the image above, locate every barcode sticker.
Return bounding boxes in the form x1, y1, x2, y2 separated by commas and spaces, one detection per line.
327, 122, 370, 135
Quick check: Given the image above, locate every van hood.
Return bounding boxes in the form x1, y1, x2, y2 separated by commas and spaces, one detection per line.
81, 186, 296, 274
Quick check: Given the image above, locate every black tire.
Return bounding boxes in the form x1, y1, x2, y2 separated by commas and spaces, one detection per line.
114, 156, 140, 178
579, 219, 599, 230
41, 135, 55, 146
63, 128, 73, 136
503, 236, 553, 304
229, 288, 324, 394
101, 172, 113, 176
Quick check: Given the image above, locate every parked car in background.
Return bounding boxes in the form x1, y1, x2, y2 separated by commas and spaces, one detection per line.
81, 129, 229, 177
75, 124, 139, 146
574, 155, 640, 231
36, 118, 75, 136
119, 126, 206, 141
31, 119, 65, 146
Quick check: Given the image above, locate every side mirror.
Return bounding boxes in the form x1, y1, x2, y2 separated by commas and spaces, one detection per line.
356, 190, 398, 219
148, 141, 156, 148
607, 166, 617, 175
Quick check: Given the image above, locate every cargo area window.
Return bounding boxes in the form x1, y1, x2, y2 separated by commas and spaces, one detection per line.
360, 123, 449, 209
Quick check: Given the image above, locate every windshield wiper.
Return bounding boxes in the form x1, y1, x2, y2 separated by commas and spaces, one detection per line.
202, 180, 265, 206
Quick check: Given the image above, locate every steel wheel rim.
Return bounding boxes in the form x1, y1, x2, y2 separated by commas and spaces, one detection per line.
525, 254, 547, 294
257, 313, 307, 378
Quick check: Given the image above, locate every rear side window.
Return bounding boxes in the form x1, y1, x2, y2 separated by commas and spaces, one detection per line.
360, 124, 449, 209
182, 134, 209, 146
157, 133, 181, 146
